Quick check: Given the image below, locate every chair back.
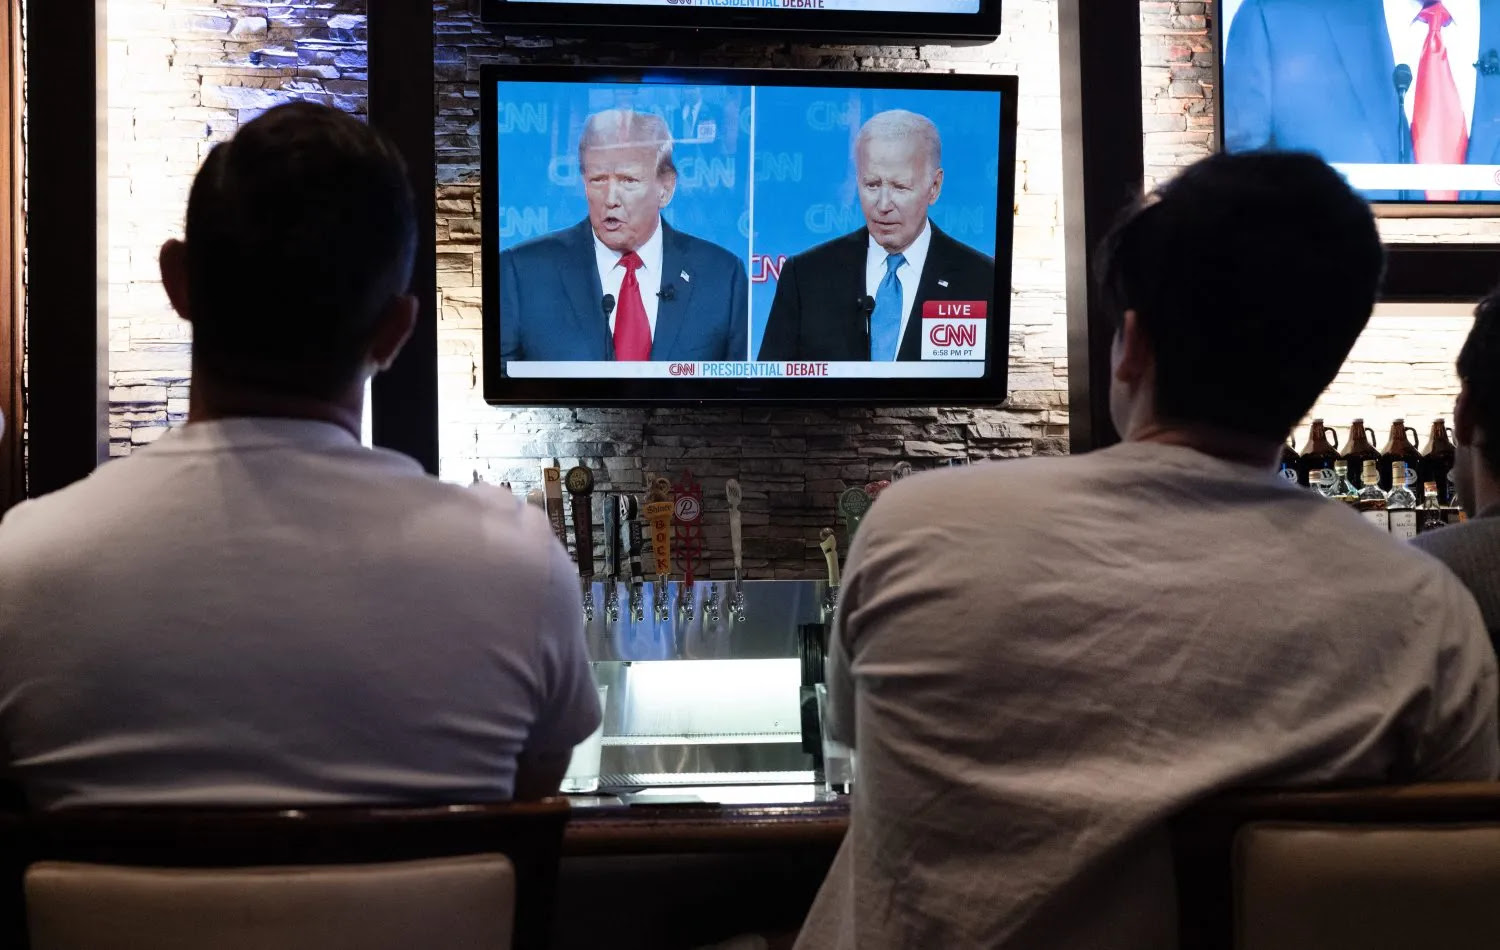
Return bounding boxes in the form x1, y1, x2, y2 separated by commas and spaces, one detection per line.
1173, 783, 1500, 950
0, 799, 570, 950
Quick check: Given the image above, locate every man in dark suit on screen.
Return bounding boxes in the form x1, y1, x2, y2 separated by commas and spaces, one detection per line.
757, 110, 995, 363
1225, 0, 1500, 201
499, 109, 749, 364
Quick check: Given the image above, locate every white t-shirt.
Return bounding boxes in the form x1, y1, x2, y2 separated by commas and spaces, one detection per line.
0, 418, 601, 810
797, 441, 1498, 950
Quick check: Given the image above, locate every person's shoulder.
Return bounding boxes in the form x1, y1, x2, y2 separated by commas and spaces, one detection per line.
500, 219, 589, 264
668, 225, 742, 273
861, 455, 1075, 533
930, 225, 995, 271
789, 229, 867, 268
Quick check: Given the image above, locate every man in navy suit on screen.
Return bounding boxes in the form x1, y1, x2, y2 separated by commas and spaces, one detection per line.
1225, 0, 1500, 201
498, 109, 749, 365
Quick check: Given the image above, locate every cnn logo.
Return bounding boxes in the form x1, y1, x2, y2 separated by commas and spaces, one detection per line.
929, 322, 979, 348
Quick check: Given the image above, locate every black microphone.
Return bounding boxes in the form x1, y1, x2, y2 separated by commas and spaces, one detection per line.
1394, 64, 1414, 168
857, 295, 876, 353
658, 284, 677, 302
602, 294, 616, 320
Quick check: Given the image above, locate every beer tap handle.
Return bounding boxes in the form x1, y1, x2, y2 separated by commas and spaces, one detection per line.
820, 527, 840, 616
838, 486, 873, 544
542, 463, 567, 550
893, 461, 913, 482
566, 466, 595, 580
644, 477, 675, 585
726, 478, 744, 577
566, 466, 596, 623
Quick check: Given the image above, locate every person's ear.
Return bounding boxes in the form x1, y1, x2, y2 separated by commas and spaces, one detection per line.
159, 240, 192, 323
928, 167, 945, 206
1112, 309, 1152, 386
368, 295, 419, 373
1455, 383, 1476, 447
658, 171, 677, 209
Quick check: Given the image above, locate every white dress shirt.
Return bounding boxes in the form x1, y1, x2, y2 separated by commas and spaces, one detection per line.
1387, 0, 1480, 134
864, 219, 933, 355
594, 220, 664, 341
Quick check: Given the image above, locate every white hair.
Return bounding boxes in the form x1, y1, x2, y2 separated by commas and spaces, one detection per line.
578, 109, 676, 179
855, 109, 942, 174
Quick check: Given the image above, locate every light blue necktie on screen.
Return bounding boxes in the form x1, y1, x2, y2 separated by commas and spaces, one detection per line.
869, 252, 907, 362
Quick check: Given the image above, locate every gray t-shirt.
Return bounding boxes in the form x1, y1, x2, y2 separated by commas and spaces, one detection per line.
1413, 506, 1500, 655
797, 441, 1498, 950
0, 418, 600, 809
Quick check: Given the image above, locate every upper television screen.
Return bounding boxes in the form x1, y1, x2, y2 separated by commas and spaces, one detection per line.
480, 0, 1002, 43
1221, 0, 1500, 204
481, 65, 1018, 406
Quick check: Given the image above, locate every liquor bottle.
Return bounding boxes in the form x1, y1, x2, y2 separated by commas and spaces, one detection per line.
1340, 420, 1381, 491
1386, 462, 1419, 541
1296, 419, 1340, 489
1355, 459, 1389, 531
1278, 442, 1300, 486
1331, 460, 1360, 506
1420, 418, 1457, 505
1377, 419, 1422, 492
1419, 482, 1449, 534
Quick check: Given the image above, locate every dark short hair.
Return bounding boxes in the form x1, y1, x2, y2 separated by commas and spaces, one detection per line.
184, 101, 417, 399
1458, 290, 1500, 475
1095, 152, 1384, 441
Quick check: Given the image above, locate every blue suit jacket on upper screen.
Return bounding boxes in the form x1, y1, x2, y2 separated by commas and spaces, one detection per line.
1225, 0, 1500, 201
498, 220, 750, 365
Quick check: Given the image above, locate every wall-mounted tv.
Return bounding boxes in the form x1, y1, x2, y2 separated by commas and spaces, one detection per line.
1220, 0, 1500, 205
481, 65, 1018, 406
479, 0, 1003, 45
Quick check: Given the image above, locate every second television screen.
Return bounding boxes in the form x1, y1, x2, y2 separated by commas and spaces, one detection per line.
487, 67, 1013, 396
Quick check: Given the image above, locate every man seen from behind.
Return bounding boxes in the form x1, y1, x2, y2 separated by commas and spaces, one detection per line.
0, 103, 600, 808
794, 151, 1499, 950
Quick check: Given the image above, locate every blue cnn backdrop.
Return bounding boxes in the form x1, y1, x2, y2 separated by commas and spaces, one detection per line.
747, 87, 1004, 357
493, 81, 752, 266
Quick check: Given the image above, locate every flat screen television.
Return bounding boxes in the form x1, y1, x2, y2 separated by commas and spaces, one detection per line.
479, 0, 1003, 44
481, 65, 1018, 406
1219, 0, 1500, 205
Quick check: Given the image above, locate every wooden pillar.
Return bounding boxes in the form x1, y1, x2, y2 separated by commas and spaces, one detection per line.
1059, 0, 1144, 454
25, 0, 108, 496
368, 4, 440, 476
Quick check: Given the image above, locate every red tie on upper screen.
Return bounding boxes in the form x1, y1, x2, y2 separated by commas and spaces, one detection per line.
1413, 1, 1468, 200
612, 251, 651, 362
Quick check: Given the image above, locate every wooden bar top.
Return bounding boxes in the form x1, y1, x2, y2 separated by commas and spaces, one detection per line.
563, 794, 850, 856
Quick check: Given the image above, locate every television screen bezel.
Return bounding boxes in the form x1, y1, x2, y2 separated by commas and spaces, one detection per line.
478, 0, 1003, 44
1213, 0, 1500, 216
480, 63, 1019, 407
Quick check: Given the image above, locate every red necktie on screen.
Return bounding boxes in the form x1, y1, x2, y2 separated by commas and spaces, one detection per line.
612, 251, 651, 362
1413, 2, 1468, 201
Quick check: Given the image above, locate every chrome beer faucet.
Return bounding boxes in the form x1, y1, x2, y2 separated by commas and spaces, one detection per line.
705, 583, 722, 625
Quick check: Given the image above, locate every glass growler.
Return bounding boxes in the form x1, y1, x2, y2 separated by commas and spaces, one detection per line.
1278, 442, 1300, 486
1340, 419, 1380, 491
1296, 419, 1340, 491
1377, 419, 1422, 492
1420, 418, 1457, 505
